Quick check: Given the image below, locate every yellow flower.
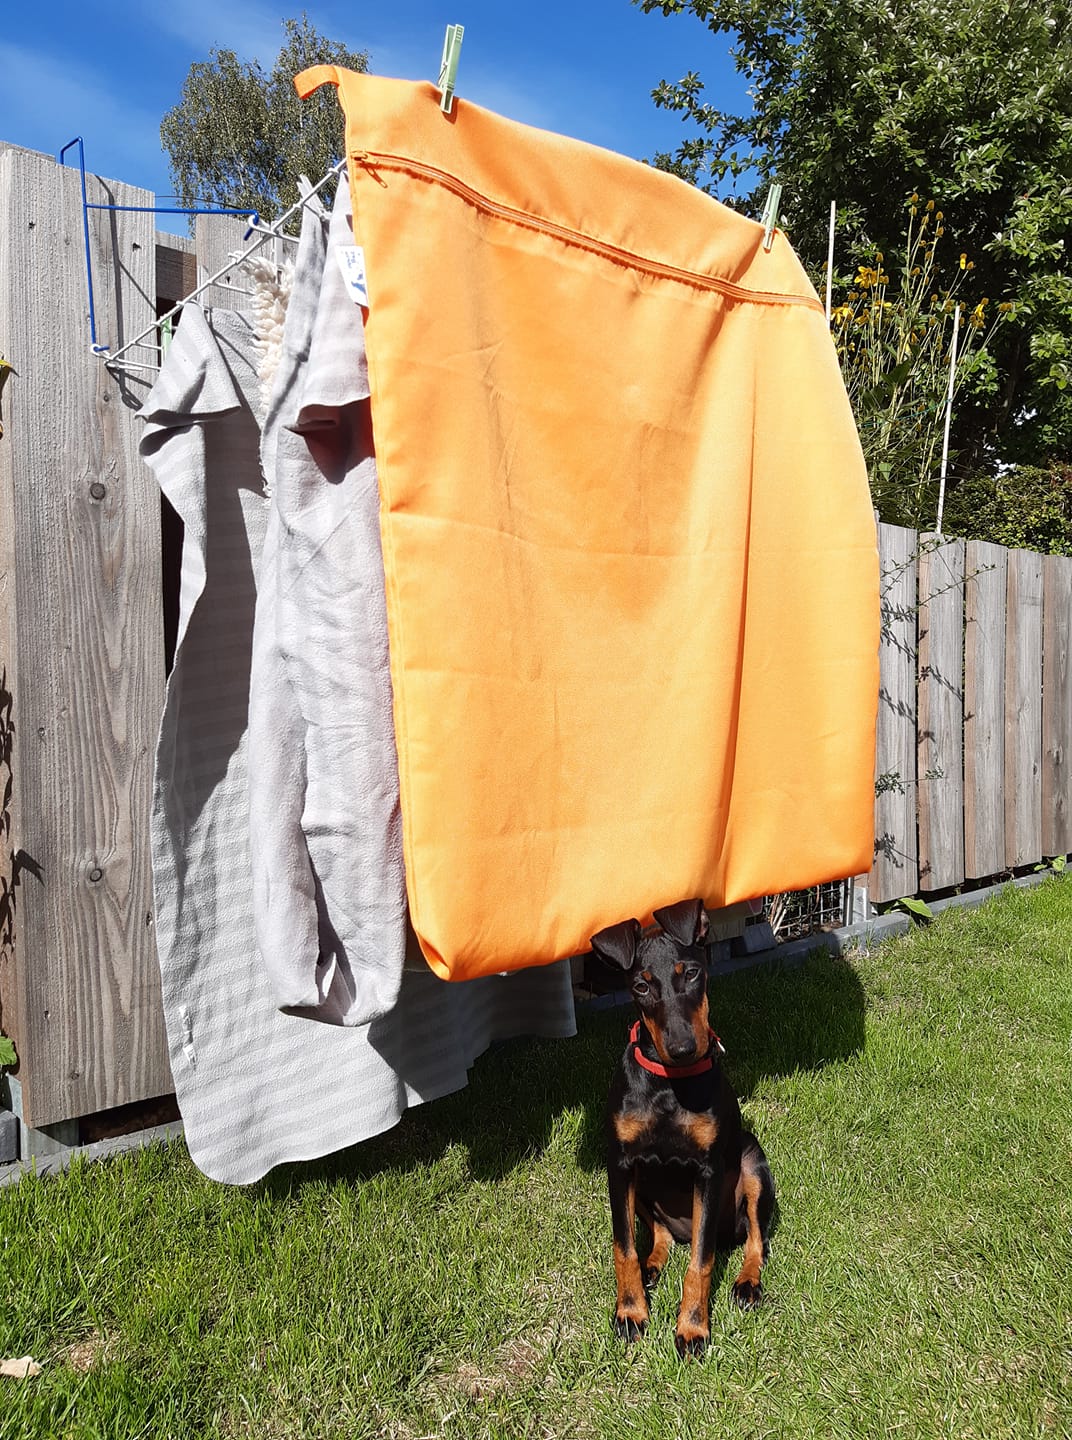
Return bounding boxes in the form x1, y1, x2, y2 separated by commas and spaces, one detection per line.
959, 253, 968, 269
926, 199, 935, 211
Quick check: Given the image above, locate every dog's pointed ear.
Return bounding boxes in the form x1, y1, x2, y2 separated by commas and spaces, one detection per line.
652, 898, 708, 947
589, 917, 643, 970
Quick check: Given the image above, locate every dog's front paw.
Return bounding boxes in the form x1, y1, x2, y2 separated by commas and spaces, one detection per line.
612, 1311, 647, 1343
674, 1325, 708, 1360
731, 1278, 763, 1310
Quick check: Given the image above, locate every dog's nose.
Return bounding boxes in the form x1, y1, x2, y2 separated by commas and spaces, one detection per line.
666, 1038, 697, 1063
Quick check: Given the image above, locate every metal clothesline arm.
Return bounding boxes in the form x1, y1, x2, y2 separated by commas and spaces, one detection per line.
58, 135, 266, 353
101, 159, 346, 373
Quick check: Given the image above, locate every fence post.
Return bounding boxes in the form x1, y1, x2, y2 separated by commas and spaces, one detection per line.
1042, 554, 1072, 859
1004, 550, 1044, 869
964, 541, 1007, 879
871, 523, 919, 904
0, 143, 170, 1128
917, 535, 965, 891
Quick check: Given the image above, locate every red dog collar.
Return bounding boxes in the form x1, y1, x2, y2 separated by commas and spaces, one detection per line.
629, 1020, 725, 1079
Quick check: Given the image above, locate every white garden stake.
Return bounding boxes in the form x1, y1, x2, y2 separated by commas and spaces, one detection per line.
936, 302, 961, 535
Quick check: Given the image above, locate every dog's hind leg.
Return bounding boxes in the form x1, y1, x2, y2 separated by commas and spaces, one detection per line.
635, 1198, 673, 1290
731, 1134, 775, 1310
675, 1173, 723, 1359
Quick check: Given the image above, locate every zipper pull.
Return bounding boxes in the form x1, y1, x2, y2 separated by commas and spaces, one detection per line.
351, 150, 387, 187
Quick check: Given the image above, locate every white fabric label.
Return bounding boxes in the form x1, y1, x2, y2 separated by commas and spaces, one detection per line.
335, 245, 369, 306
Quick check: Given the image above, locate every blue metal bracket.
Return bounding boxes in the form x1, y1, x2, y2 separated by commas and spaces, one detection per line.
58, 136, 258, 354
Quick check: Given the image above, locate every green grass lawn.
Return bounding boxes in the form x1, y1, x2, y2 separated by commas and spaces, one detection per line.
2, 878, 1071, 1439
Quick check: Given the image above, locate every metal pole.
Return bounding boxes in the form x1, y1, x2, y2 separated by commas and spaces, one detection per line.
936, 303, 961, 535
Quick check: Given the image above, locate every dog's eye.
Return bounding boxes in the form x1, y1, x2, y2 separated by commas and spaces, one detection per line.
684, 965, 703, 983
633, 980, 650, 998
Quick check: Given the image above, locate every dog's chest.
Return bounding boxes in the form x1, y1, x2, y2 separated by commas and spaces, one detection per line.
612, 1089, 720, 1167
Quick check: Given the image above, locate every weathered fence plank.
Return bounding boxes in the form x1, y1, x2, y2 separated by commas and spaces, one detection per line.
0, 145, 170, 1127
1004, 549, 1044, 869
917, 535, 965, 891
1042, 553, 1072, 858
964, 541, 1007, 879
872, 523, 919, 904
194, 214, 263, 312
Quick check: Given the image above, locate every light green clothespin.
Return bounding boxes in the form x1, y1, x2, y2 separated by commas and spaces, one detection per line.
439, 23, 464, 115
159, 315, 174, 357
761, 181, 783, 251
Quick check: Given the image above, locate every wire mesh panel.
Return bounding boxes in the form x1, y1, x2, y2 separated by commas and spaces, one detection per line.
763, 881, 853, 941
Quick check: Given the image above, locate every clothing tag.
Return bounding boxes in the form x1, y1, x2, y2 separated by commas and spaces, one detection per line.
336, 245, 369, 306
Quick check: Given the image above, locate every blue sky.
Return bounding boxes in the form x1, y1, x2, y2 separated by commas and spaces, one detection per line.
3, 1, 749, 232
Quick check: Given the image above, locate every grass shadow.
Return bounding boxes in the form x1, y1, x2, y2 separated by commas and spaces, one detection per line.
258, 946, 866, 1199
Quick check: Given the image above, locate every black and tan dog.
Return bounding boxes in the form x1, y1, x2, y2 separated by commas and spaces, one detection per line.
593, 898, 775, 1357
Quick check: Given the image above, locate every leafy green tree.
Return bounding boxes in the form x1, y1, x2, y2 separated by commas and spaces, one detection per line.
161, 15, 368, 223
941, 463, 1072, 556
637, 0, 1072, 473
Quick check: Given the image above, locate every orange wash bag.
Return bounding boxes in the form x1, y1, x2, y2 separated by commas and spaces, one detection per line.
296, 66, 880, 982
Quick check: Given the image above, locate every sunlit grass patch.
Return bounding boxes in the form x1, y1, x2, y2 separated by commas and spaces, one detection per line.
2, 878, 1070, 1438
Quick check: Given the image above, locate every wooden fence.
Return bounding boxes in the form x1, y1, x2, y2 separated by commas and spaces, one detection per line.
1, 142, 1070, 1134
1, 142, 169, 1132
0, 142, 256, 1132
871, 523, 1072, 904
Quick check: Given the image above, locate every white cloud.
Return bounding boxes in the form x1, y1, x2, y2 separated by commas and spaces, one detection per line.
119, 0, 287, 63
0, 41, 165, 191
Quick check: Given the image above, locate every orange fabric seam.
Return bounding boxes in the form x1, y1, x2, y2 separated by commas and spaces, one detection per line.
351, 149, 824, 313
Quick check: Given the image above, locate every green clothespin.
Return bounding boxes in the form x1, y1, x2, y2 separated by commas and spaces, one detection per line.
439, 23, 464, 115
761, 181, 783, 251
